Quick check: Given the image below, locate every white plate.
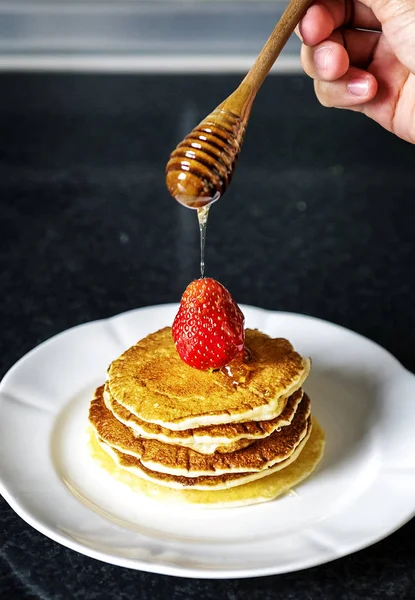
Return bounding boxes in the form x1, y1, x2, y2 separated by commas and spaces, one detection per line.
1, 304, 415, 579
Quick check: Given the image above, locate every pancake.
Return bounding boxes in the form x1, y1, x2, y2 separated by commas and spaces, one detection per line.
88, 418, 325, 507
107, 327, 310, 430
104, 383, 303, 455
95, 417, 312, 490
88, 385, 311, 477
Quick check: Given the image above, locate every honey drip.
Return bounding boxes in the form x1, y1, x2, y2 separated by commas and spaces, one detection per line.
197, 205, 210, 278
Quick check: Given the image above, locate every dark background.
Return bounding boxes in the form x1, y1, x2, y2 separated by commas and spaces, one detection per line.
0, 73, 414, 599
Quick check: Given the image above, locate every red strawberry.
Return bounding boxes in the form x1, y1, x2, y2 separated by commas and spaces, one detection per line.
172, 278, 245, 370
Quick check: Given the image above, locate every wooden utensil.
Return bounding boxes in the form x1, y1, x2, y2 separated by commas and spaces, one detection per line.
166, 0, 312, 208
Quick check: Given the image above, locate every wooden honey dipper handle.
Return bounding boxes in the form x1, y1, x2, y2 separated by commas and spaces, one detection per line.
220, 0, 313, 117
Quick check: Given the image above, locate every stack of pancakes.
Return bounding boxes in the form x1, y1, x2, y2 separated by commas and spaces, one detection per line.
88, 327, 325, 507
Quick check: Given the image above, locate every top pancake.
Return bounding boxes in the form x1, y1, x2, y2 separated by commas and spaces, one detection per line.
107, 327, 310, 430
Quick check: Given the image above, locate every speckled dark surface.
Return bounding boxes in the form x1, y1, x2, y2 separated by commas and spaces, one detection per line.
0, 74, 414, 599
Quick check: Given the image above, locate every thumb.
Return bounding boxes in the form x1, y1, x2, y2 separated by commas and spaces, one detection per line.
370, 0, 415, 72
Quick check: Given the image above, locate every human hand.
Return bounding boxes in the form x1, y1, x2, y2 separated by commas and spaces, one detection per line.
296, 0, 415, 143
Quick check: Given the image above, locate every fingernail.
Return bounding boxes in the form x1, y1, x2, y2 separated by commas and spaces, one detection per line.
295, 24, 303, 42
348, 78, 369, 97
314, 47, 332, 71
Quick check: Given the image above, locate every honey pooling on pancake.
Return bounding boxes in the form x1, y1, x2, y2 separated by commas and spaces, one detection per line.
217, 347, 255, 387
87, 327, 325, 506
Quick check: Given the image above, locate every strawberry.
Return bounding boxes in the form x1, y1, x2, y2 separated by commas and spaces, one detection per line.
172, 278, 245, 370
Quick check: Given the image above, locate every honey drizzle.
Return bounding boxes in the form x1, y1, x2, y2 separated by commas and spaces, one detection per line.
197, 205, 210, 278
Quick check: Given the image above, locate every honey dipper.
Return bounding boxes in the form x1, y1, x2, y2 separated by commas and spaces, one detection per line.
166, 0, 313, 209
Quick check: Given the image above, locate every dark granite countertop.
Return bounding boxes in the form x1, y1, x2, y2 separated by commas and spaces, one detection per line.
0, 73, 414, 599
